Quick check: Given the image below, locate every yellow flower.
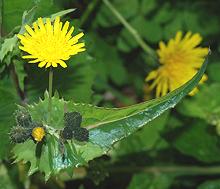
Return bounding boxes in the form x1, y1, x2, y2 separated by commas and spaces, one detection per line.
145, 31, 209, 97
17, 17, 85, 68
32, 127, 45, 142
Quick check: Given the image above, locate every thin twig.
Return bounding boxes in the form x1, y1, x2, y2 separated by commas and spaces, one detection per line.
102, 0, 157, 60
109, 165, 220, 176
48, 68, 53, 123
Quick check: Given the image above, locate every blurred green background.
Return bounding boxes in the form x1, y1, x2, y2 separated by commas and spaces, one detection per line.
1, 0, 220, 188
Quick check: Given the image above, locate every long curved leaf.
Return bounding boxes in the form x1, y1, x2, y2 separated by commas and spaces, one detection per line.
12, 59, 208, 180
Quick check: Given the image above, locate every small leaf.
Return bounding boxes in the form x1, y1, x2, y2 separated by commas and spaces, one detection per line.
0, 35, 17, 61
19, 6, 36, 34
50, 9, 76, 20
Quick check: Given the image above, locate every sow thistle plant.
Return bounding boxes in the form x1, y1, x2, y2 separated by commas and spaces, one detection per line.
11, 16, 88, 144
8, 13, 208, 181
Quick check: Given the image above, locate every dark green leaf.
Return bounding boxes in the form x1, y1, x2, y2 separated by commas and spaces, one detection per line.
178, 84, 220, 122
141, 0, 157, 15
174, 121, 220, 163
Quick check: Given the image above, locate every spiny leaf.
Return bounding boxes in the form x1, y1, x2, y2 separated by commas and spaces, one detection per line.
12, 60, 207, 180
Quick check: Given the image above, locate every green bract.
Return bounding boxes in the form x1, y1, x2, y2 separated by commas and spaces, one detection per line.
12, 60, 207, 180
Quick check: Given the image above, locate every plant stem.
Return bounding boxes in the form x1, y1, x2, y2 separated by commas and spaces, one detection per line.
72, 165, 220, 179
48, 67, 53, 123
102, 0, 157, 61
109, 165, 220, 176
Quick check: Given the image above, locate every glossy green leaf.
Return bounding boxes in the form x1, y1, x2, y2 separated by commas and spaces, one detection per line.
112, 111, 169, 156
12, 60, 207, 179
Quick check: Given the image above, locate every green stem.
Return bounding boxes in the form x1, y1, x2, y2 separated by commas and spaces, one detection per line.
109, 165, 220, 176
48, 68, 53, 122
102, 0, 157, 60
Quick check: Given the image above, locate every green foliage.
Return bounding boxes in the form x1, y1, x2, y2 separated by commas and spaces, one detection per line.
198, 180, 220, 189
0, 36, 17, 61
0, 164, 16, 189
128, 173, 173, 189
178, 83, 220, 134
26, 52, 95, 103
174, 121, 220, 163
0, 81, 18, 158
97, 0, 139, 27
11, 60, 206, 180
1, 0, 220, 188
112, 111, 169, 156
2, 0, 33, 33
118, 16, 162, 52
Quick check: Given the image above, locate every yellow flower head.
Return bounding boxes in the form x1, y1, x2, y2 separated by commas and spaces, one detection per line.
17, 17, 85, 68
32, 127, 45, 142
146, 31, 209, 97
